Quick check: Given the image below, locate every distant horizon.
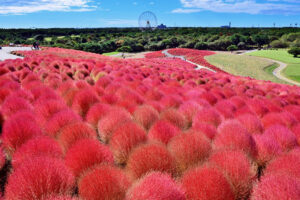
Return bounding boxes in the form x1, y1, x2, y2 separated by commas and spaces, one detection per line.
0, 1, 300, 29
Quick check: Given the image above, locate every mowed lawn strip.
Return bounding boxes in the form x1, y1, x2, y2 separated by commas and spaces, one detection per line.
248, 49, 300, 83
102, 52, 120, 56
205, 53, 287, 84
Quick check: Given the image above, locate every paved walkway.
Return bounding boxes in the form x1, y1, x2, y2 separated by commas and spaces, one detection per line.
0, 47, 32, 61
162, 50, 216, 73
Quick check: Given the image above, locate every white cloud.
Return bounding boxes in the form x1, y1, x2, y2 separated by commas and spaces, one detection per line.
0, 0, 97, 15
173, 0, 300, 14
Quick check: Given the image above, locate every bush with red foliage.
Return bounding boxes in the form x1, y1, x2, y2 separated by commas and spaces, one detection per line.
168, 131, 211, 174
0, 147, 5, 171
2, 112, 43, 155
178, 101, 202, 127
78, 165, 130, 200
133, 105, 160, 130
12, 136, 63, 169
160, 109, 188, 130
264, 152, 300, 179
181, 165, 235, 200
251, 173, 300, 200
192, 108, 222, 128
285, 105, 300, 122
145, 51, 166, 59
209, 149, 256, 199
237, 114, 263, 135
1, 96, 32, 118
126, 172, 186, 200
252, 134, 282, 166
148, 120, 181, 145
97, 107, 132, 143
65, 139, 113, 179
58, 122, 98, 152
126, 142, 176, 180
5, 157, 75, 200
292, 123, 300, 145
85, 103, 110, 128
109, 121, 147, 165
261, 112, 298, 129
264, 125, 298, 152
214, 100, 237, 119
71, 89, 99, 118
42, 196, 78, 200
192, 122, 217, 140
44, 109, 82, 138
213, 120, 257, 157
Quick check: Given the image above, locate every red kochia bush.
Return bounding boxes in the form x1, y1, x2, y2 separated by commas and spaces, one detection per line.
148, 120, 181, 144
264, 125, 298, 152
237, 114, 263, 135
5, 157, 75, 200
0, 147, 5, 171
192, 121, 217, 140
12, 136, 63, 169
250, 173, 300, 200
1, 96, 32, 118
168, 132, 211, 174
42, 196, 78, 200
133, 105, 159, 130
126, 172, 186, 200
65, 139, 114, 179
192, 108, 222, 128
264, 152, 300, 179
71, 89, 99, 118
126, 142, 176, 180
78, 165, 130, 200
2, 112, 43, 155
109, 122, 147, 165
261, 112, 298, 129
97, 107, 132, 143
160, 109, 188, 130
178, 101, 202, 127
45, 109, 82, 138
85, 103, 110, 128
209, 149, 256, 199
58, 122, 98, 152
214, 120, 257, 158
182, 165, 235, 200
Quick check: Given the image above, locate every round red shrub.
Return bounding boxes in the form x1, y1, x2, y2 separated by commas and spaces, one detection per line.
133, 105, 159, 130
65, 139, 113, 179
192, 108, 222, 128
252, 134, 282, 166
97, 107, 132, 143
78, 165, 130, 200
214, 100, 236, 119
109, 121, 147, 165
214, 120, 257, 157
251, 173, 300, 200
237, 114, 263, 135
292, 123, 300, 145
264, 125, 298, 151
71, 89, 99, 118
264, 152, 300, 179
126, 172, 186, 200
168, 131, 211, 174
285, 105, 300, 122
2, 112, 43, 155
85, 103, 110, 128
246, 99, 269, 117
58, 122, 98, 153
126, 142, 176, 180
5, 157, 75, 200
261, 112, 298, 129
209, 149, 256, 199
45, 109, 82, 138
12, 136, 63, 169
0, 147, 5, 171
148, 120, 181, 144
42, 196, 78, 200
181, 165, 235, 200
1, 96, 32, 118
192, 121, 217, 140
160, 109, 188, 130
178, 101, 202, 127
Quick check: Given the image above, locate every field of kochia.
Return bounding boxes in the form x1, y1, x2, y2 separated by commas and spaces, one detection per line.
0, 47, 299, 199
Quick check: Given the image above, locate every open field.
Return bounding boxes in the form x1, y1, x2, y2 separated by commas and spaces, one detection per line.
102, 52, 120, 56
0, 47, 299, 199
205, 53, 287, 84
248, 49, 300, 83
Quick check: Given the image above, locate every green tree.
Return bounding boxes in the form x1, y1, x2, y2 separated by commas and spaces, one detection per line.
227, 45, 238, 52
288, 47, 300, 57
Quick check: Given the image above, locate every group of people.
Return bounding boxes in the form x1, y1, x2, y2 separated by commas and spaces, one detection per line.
32, 41, 40, 50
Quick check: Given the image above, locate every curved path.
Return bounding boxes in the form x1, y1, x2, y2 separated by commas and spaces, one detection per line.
162, 50, 216, 73
0, 47, 32, 61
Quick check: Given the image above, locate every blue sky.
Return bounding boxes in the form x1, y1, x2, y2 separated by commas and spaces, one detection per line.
0, 0, 300, 28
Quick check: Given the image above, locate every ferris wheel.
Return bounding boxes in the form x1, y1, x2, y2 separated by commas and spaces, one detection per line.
139, 11, 158, 30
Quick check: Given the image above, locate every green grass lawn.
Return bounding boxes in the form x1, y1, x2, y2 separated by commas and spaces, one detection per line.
44, 37, 52, 42
206, 53, 287, 84
102, 52, 120, 56
248, 49, 300, 83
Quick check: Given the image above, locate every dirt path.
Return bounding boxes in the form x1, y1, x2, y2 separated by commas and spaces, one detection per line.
162, 50, 216, 73
0, 47, 32, 61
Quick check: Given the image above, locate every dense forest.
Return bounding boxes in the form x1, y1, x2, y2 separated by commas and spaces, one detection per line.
0, 27, 300, 53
